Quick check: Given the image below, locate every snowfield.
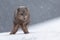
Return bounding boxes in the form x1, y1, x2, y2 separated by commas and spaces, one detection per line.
0, 17, 60, 40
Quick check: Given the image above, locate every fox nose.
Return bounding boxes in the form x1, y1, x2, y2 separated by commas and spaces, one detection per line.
24, 17, 25, 20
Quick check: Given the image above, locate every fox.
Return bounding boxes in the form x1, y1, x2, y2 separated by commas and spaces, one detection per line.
10, 6, 30, 34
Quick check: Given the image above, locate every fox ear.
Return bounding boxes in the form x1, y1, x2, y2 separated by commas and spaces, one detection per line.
25, 7, 28, 11
17, 8, 20, 12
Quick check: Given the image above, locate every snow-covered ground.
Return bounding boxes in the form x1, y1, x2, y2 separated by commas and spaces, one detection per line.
0, 17, 60, 40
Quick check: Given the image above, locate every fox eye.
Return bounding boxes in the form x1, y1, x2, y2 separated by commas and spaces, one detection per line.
21, 13, 23, 15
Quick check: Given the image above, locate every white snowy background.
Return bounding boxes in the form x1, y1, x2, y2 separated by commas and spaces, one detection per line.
0, 0, 60, 40
0, 17, 60, 40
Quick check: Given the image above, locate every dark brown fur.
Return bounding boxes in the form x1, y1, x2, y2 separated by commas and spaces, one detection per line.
10, 6, 30, 34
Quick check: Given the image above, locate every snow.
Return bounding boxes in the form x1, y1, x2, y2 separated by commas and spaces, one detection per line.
0, 17, 60, 40
19, 6, 26, 8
